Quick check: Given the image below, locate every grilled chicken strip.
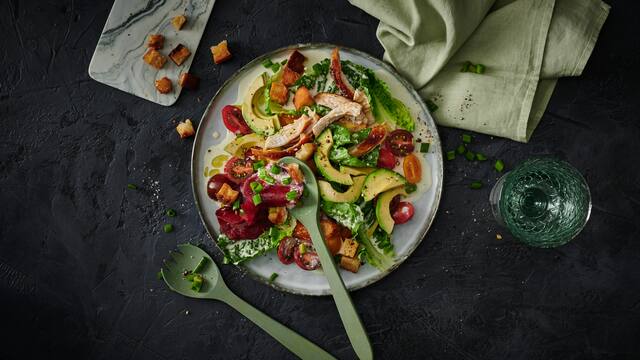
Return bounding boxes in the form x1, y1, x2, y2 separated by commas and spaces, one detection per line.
314, 93, 353, 109
264, 114, 312, 149
311, 102, 362, 136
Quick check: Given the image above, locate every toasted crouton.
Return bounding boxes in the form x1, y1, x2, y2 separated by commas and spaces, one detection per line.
147, 34, 164, 49
268, 207, 288, 225
211, 40, 232, 64
216, 183, 239, 205
294, 86, 314, 110
278, 113, 299, 127
178, 73, 200, 90
169, 44, 191, 66
155, 77, 172, 94
171, 15, 187, 30
340, 256, 361, 273
295, 143, 316, 161
270, 82, 289, 105
176, 119, 195, 139
282, 66, 301, 87
143, 49, 166, 69
286, 50, 306, 73
338, 238, 359, 258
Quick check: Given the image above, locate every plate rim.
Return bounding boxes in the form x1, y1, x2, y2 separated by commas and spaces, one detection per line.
191, 42, 443, 296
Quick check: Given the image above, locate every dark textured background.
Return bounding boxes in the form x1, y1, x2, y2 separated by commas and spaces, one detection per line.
1, 0, 639, 359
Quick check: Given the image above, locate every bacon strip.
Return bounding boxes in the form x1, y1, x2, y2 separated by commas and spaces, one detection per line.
330, 48, 355, 99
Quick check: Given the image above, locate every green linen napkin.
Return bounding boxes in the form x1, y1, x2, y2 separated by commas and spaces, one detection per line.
349, 0, 610, 142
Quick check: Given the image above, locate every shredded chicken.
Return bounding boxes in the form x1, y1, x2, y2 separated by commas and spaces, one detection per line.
264, 114, 312, 149
311, 102, 363, 136
314, 93, 353, 109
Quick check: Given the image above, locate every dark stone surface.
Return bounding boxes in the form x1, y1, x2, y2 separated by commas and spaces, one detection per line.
1, 0, 638, 359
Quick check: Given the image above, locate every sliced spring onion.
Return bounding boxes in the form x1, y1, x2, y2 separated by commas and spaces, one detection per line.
405, 183, 417, 194
462, 134, 472, 144
270, 165, 281, 174
261, 58, 274, 68
257, 168, 275, 184
163, 224, 174, 233
268, 272, 279, 283
298, 243, 307, 255
282, 177, 292, 185
495, 159, 505, 172
191, 274, 204, 292
252, 194, 262, 205
232, 199, 240, 210
127, 183, 137, 190
166, 208, 177, 217
420, 143, 430, 153
446, 151, 456, 161
286, 190, 298, 201
270, 63, 281, 73
280, 59, 288, 65
250, 181, 263, 193
253, 160, 266, 170
156, 270, 163, 280
476, 153, 488, 161
456, 144, 466, 154
461, 61, 472, 72
475, 64, 486, 74
426, 100, 438, 113
193, 257, 207, 273
470, 181, 483, 189
465, 150, 475, 161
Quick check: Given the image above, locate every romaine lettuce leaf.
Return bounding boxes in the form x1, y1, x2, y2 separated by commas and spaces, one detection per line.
216, 218, 296, 265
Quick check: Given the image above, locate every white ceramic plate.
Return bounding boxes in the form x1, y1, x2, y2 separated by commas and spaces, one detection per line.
192, 44, 443, 296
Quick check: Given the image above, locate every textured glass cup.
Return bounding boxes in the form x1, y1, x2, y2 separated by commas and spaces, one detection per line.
489, 158, 592, 248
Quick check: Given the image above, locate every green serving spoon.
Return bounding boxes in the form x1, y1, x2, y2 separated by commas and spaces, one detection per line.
161, 243, 335, 360
279, 157, 374, 360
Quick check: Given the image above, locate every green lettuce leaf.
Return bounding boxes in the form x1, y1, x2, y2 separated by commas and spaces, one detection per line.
216, 218, 296, 265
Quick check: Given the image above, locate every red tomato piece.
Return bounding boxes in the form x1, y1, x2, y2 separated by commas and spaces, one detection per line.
385, 129, 415, 156
277, 237, 298, 265
224, 157, 254, 183
221, 105, 252, 135
294, 243, 321, 270
392, 202, 415, 224
377, 144, 396, 169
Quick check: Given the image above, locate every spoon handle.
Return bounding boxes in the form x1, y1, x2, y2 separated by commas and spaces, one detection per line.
217, 287, 335, 360
307, 223, 374, 360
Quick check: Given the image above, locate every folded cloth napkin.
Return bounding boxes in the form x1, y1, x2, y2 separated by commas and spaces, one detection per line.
349, 0, 610, 142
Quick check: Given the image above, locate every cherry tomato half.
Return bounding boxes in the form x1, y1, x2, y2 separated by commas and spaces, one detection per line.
224, 157, 254, 183
403, 153, 422, 184
392, 201, 415, 224
385, 129, 415, 156
377, 145, 396, 169
294, 244, 321, 271
221, 105, 252, 135
277, 237, 298, 265
293, 222, 312, 242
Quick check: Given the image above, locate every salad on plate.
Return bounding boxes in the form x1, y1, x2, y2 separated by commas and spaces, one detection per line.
206, 47, 431, 274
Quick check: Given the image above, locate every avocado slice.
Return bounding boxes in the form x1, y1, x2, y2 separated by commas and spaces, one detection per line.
223, 133, 265, 156
241, 74, 279, 135
361, 168, 406, 202
314, 129, 353, 185
318, 176, 366, 203
376, 187, 407, 234
340, 166, 376, 176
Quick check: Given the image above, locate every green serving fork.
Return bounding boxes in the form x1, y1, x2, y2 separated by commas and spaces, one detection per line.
161, 243, 335, 360
279, 157, 374, 360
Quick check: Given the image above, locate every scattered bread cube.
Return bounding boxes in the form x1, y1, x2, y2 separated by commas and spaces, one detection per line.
178, 72, 200, 90
340, 256, 361, 273
176, 119, 195, 139
155, 77, 172, 94
268, 207, 288, 225
286, 50, 306, 73
143, 49, 166, 69
293, 86, 314, 110
282, 66, 301, 86
216, 183, 239, 205
211, 40, 232, 64
338, 238, 359, 258
169, 44, 191, 66
147, 34, 164, 50
171, 15, 187, 30
295, 143, 316, 161
270, 82, 289, 105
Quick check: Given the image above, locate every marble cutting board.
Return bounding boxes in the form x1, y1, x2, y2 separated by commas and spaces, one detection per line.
89, 0, 216, 106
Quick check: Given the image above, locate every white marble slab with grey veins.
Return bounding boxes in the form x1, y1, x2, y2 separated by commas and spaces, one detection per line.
89, 0, 215, 106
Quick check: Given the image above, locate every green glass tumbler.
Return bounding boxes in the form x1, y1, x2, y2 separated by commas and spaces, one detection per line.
489, 158, 592, 248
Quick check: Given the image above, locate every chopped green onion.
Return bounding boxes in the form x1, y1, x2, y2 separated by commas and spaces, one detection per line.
280, 59, 288, 65
282, 177, 292, 185
270, 63, 281, 73
475, 64, 486, 74
299, 243, 307, 255
461, 61, 472, 72
191, 274, 204, 292
286, 190, 298, 201
495, 159, 505, 172
420, 143, 430, 153
268, 272, 279, 283
456, 144, 466, 154
465, 150, 475, 161
232, 199, 240, 210
127, 183, 137, 190
252, 194, 262, 205
166, 208, 177, 217
163, 224, 174, 233
405, 183, 417, 194
193, 257, 207, 273
250, 181, 263, 193
257, 168, 275, 184
426, 100, 438, 113
270, 165, 281, 174
261, 58, 274, 68
253, 160, 265, 170
470, 181, 483, 189
476, 153, 488, 161
446, 151, 456, 161
156, 270, 163, 280
462, 134, 472, 143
